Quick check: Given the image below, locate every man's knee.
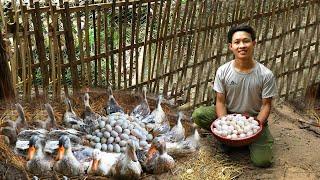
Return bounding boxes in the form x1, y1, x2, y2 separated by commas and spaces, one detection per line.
251, 157, 273, 167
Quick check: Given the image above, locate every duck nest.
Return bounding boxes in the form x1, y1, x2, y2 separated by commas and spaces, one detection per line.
0, 89, 243, 179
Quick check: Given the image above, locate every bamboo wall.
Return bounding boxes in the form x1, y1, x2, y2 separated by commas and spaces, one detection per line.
0, 0, 319, 108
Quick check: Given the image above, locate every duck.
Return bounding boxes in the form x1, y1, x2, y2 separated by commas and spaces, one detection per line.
63, 98, 86, 131
163, 112, 185, 142
142, 95, 170, 136
166, 124, 200, 157
54, 135, 86, 176
113, 140, 142, 179
82, 92, 100, 134
131, 87, 150, 120
32, 103, 58, 130
87, 149, 121, 176
104, 86, 124, 115
14, 129, 48, 157
0, 126, 17, 146
2, 103, 28, 132
26, 135, 54, 175
144, 137, 175, 174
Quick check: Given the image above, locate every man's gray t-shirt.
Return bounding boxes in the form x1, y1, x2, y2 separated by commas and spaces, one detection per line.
213, 60, 277, 116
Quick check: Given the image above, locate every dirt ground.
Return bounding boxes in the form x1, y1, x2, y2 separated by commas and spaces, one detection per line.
222, 100, 320, 180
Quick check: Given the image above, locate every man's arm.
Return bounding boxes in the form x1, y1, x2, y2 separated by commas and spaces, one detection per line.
216, 92, 227, 118
256, 97, 272, 125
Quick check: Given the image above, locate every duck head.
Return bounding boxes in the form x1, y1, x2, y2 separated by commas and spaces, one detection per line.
83, 93, 91, 108
156, 95, 163, 109
64, 98, 74, 113
127, 140, 138, 162
146, 137, 162, 159
56, 135, 71, 161
27, 135, 44, 160
91, 149, 102, 172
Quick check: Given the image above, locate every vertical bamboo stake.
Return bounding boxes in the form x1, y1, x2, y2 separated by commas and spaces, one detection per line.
118, 3, 123, 89
110, 0, 116, 86
129, 3, 136, 87
134, 0, 142, 87
97, 5, 102, 86
75, 0, 86, 88
85, 0, 91, 86
104, 6, 110, 86
122, 0, 129, 89
140, 1, 151, 84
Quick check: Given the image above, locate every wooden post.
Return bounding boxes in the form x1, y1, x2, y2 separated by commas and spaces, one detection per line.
0, 29, 15, 101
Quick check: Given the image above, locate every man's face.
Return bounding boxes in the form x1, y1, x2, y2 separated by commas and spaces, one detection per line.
228, 31, 256, 60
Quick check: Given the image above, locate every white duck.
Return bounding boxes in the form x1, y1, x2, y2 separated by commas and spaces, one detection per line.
164, 112, 185, 142
142, 95, 170, 136
87, 149, 121, 176
144, 137, 175, 174
113, 140, 142, 179
166, 124, 200, 157
104, 86, 124, 115
26, 135, 54, 175
131, 87, 150, 120
54, 135, 86, 176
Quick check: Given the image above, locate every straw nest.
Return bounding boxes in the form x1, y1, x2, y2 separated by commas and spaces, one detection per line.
0, 89, 244, 179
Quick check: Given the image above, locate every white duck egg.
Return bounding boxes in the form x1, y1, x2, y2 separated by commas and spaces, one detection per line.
95, 129, 100, 133
243, 126, 251, 133
231, 134, 238, 139
107, 137, 115, 144
239, 133, 246, 138
120, 134, 129, 140
228, 126, 235, 131
226, 135, 231, 139
247, 131, 253, 136
95, 143, 102, 150
213, 121, 219, 127
215, 130, 222, 135
101, 137, 107, 144
221, 130, 228, 137
232, 130, 238, 135
123, 129, 131, 135
105, 124, 112, 132
121, 122, 128, 129
248, 117, 254, 121
252, 120, 259, 126
101, 144, 108, 151
216, 125, 222, 131
253, 129, 258, 133
120, 147, 126, 153
114, 125, 123, 133
128, 124, 134, 130
222, 125, 229, 131
103, 131, 111, 138
94, 137, 101, 143
113, 144, 121, 153
86, 134, 93, 139
238, 129, 244, 134
111, 130, 119, 138
107, 144, 114, 152
119, 140, 127, 147
110, 120, 117, 127
96, 132, 103, 138
115, 137, 121, 143
99, 121, 106, 128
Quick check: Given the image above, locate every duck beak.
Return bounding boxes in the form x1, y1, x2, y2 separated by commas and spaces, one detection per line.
27, 146, 35, 160
92, 159, 99, 171
55, 146, 65, 161
146, 145, 157, 160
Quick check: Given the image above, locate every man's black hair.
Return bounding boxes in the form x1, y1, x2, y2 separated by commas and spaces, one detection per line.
227, 24, 256, 43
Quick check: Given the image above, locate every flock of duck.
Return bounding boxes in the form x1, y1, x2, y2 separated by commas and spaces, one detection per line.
0, 87, 200, 179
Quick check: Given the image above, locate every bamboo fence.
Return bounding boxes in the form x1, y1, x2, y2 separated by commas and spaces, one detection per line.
0, 0, 319, 108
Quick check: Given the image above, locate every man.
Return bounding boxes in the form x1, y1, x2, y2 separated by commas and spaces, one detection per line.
192, 24, 277, 167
